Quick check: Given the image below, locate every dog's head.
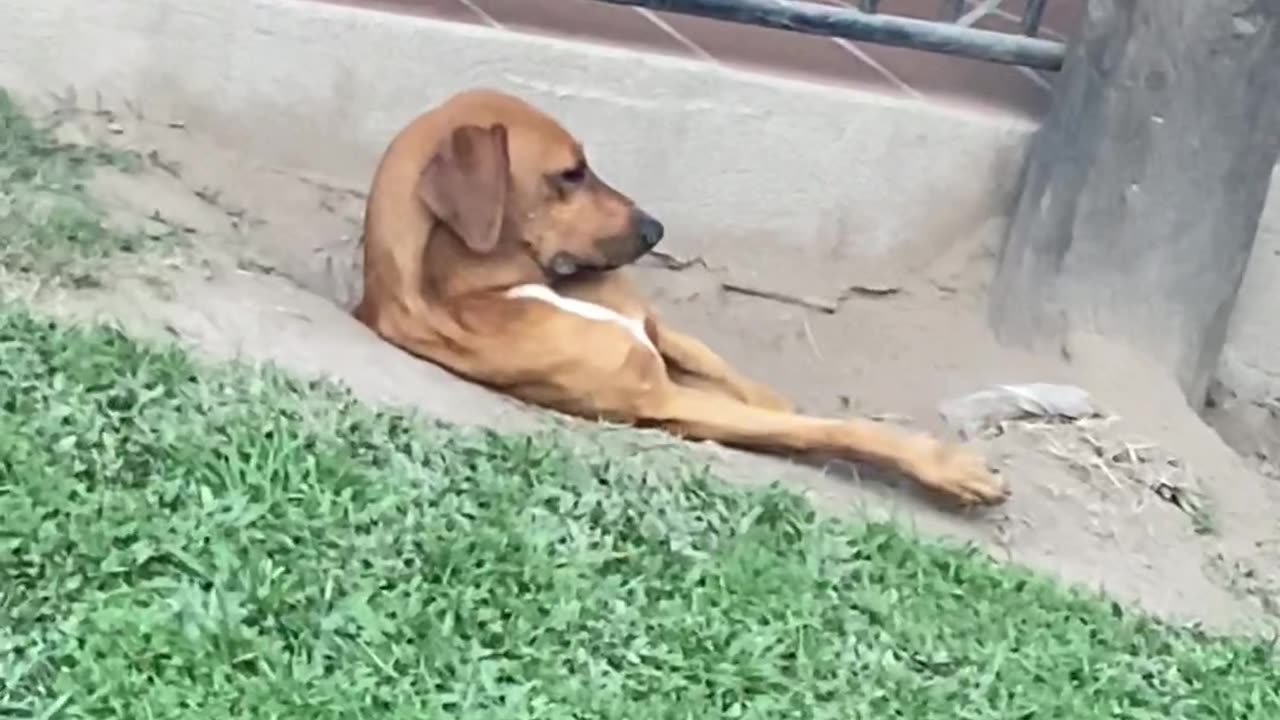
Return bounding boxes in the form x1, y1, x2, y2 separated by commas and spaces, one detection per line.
417, 95, 664, 279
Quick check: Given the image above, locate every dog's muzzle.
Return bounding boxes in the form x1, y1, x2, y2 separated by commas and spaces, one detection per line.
633, 209, 664, 249
546, 209, 666, 278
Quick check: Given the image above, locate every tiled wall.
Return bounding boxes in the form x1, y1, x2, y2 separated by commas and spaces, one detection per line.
318, 0, 1082, 117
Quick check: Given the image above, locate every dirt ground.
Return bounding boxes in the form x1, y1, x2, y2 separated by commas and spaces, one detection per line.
19, 102, 1280, 635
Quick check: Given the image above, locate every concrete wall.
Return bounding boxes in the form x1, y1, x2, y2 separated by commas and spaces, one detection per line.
1, 0, 1278, 385
1219, 169, 1280, 399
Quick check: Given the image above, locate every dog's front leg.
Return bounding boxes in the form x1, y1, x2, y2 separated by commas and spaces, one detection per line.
638, 383, 1009, 506
648, 322, 794, 412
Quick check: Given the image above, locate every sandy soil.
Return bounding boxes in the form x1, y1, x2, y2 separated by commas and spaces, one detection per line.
21, 103, 1280, 635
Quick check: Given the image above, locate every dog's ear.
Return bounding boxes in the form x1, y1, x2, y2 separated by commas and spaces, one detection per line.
418, 124, 510, 254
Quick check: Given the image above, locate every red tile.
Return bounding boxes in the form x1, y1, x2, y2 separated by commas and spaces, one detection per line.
815, 0, 1050, 115
866, 0, 1083, 40
652, 7, 907, 94
956, 2, 1067, 93
315, 0, 487, 25
310, 0, 1067, 114
469, 0, 698, 56
861, 0, 967, 21
1036, 0, 1084, 39
947, 0, 1082, 41
859, 42, 1050, 115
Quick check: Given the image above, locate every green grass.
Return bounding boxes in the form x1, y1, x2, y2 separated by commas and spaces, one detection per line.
0, 88, 147, 284
1, 310, 1279, 719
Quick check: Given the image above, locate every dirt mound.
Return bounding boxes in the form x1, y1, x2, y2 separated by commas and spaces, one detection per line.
17, 101, 1280, 634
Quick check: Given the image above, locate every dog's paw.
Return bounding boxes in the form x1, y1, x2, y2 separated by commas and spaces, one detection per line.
914, 442, 1009, 506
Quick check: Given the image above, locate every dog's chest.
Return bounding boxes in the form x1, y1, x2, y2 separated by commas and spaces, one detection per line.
504, 284, 655, 353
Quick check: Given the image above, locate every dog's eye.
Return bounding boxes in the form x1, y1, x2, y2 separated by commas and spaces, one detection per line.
559, 163, 587, 185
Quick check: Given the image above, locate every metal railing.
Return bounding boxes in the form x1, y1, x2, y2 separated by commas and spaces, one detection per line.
591, 0, 1066, 71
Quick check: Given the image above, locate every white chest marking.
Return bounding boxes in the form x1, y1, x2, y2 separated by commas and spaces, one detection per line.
504, 283, 657, 355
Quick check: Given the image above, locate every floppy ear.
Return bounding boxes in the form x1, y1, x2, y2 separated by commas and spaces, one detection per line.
417, 124, 510, 254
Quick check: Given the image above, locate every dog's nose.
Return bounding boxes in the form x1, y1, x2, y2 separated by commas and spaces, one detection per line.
634, 210, 665, 248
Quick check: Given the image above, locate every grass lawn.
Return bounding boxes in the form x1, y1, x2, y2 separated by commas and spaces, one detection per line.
3, 314, 1280, 718
2, 87, 1279, 718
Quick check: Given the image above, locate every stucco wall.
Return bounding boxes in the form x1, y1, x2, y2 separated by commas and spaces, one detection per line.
1, 0, 1277, 386
1219, 169, 1280, 398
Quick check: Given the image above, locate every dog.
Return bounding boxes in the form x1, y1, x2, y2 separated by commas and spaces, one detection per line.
353, 89, 1008, 506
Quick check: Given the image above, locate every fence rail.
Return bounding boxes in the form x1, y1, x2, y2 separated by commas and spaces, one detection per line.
590, 0, 1065, 71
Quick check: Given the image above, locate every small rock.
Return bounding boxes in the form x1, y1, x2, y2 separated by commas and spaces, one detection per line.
939, 383, 1099, 439
142, 218, 171, 239
1233, 15, 1258, 37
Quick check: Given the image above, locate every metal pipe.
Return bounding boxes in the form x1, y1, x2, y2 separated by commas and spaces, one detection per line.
594, 0, 1066, 71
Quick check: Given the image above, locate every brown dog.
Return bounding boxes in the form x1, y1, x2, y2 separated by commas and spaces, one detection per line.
354, 89, 1009, 505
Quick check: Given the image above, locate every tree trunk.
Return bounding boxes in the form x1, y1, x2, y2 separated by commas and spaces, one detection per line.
988, 0, 1280, 407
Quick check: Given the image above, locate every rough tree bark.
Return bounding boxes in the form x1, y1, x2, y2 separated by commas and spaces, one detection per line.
988, 0, 1280, 407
